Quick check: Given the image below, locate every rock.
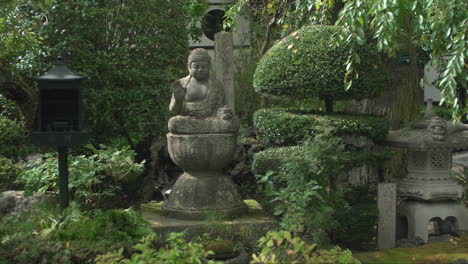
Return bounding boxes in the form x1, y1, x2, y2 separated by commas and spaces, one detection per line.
396, 236, 425, 248
230, 162, 249, 177
0, 191, 55, 215
427, 234, 454, 244
0, 191, 19, 213
452, 259, 468, 264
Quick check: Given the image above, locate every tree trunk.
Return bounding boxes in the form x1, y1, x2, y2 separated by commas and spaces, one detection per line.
345, 26, 422, 182
324, 97, 334, 113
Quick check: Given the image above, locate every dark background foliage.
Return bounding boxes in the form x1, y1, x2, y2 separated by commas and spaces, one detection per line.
0, 0, 205, 148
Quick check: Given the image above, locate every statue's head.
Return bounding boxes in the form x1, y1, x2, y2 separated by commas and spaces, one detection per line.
188, 48, 210, 81
427, 117, 447, 141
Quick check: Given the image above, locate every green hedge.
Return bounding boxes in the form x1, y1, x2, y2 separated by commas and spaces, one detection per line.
252, 145, 390, 175
253, 25, 386, 101
254, 109, 389, 146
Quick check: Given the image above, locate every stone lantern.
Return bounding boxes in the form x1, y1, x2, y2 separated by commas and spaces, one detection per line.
31, 57, 89, 209
386, 100, 468, 242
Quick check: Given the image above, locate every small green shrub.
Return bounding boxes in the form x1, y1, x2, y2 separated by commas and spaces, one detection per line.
0, 94, 20, 120
254, 25, 385, 103
251, 230, 361, 264
254, 132, 390, 248
95, 233, 219, 264
0, 116, 31, 161
17, 145, 145, 208
0, 204, 154, 263
254, 109, 389, 146
331, 186, 379, 250
0, 156, 23, 191
255, 134, 347, 247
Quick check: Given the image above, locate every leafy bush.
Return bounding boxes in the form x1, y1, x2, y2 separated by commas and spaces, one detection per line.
17, 145, 145, 208
254, 25, 386, 104
255, 131, 390, 248
331, 186, 379, 250
0, 156, 23, 191
0, 204, 154, 263
254, 109, 389, 146
0, 95, 20, 120
251, 230, 361, 264
0, 116, 31, 161
95, 233, 218, 264
255, 133, 348, 247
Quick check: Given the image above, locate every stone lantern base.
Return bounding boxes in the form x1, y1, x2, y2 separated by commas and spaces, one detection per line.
398, 200, 468, 242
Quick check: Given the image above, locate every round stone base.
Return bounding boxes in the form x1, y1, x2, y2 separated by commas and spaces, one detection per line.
163, 172, 247, 220
163, 204, 247, 220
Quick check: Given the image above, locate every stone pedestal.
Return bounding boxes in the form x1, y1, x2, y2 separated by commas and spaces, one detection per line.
144, 200, 277, 249
398, 200, 468, 242
163, 133, 247, 220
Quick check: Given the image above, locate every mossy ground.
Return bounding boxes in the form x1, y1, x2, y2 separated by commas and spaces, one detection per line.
353, 236, 468, 264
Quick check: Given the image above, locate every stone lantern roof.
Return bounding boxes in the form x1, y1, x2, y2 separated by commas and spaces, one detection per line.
386, 100, 468, 150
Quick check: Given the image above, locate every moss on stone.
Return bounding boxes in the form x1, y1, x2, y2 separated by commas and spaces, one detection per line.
205, 239, 235, 254
140, 199, 271, 220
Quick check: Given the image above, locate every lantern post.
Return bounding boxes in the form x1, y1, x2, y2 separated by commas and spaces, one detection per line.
31, 57, 89, 210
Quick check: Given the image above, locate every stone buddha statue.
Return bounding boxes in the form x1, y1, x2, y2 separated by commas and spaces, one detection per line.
168, 48, 238, 134
163, 48, 246, 220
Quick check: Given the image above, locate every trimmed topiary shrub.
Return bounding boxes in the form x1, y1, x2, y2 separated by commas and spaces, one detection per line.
254, 25, 386, 112
254, 109, 389, 146
252, 144, 391, 175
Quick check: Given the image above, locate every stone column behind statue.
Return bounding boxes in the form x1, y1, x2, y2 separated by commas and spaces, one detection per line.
163, 48, 247, 220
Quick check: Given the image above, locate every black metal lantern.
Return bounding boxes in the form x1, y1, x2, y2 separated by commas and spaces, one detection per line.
31, 57, 89, 210
31, 57, 88, 146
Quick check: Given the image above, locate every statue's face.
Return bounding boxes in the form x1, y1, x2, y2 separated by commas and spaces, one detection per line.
189, 61, 209, 81
428, 121, 447, 141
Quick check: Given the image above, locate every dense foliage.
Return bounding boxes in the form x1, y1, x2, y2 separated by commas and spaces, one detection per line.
0, 156, 23, 191
0, 204, 154, 263
228, 0, 467, 120
0, 0, 207, 146
251, 230, 361, 264
331, 186, 379, 250
95, 233, 218, 264
254, 109, 389, 146
253, 25, 386, 107
17, 145, 144, 208
335, 0, 467, 120
254, 132, 383, 247
0, 117, 31, 161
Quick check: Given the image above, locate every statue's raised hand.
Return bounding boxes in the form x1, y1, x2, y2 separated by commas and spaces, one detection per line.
173, 80, 186, 101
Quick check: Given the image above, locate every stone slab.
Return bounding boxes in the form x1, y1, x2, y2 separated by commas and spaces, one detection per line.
214, 31, 235, 114
378, 183, 397, 249
141, 199, 277, 249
